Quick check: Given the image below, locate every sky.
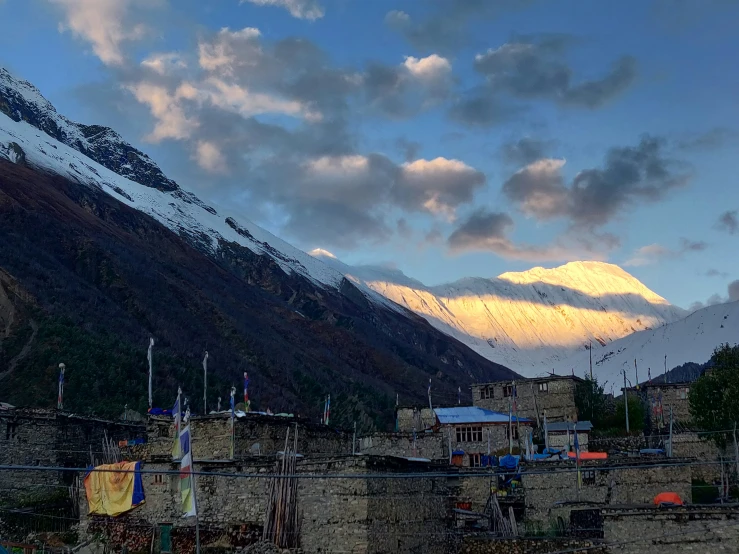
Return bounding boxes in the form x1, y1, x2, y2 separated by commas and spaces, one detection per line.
0, 0, 738, 310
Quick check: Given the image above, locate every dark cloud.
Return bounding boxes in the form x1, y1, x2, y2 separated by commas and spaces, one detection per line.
473, 36, 636, 108
625, 237, 707, 267
453, 35, 636, 127
716, 210, 738, 235
729, 280, 739, 302
677, 127, 737, 151
448, 90, 520, 127
447, 209, 586, 261
396, 138, 421, 162
500, 137, 555, 166
706, 269, 729, 278
384, 0, 532, 53
502, 135, 690, 228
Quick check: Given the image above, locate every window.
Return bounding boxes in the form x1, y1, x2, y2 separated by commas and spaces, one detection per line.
503, 385, 513, 397
158, 425, 169, 438
538, 382, 549, 393
6, 422, 17, 440
679, 389, 688, 400
456, 426, 483, 443
582, 470, 596, 486
469, 453, 482, 468
505, 426, 519, 441
479, 387, 492, 400
154, 474, 164, 484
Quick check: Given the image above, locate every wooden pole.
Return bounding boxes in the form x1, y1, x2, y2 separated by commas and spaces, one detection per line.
668, 406, 673, 457
623, 370, 630, 433
734, 422, 739, 487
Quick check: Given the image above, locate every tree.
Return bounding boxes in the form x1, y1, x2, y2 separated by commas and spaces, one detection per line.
615, 396, 645, 433
689, 344, 739, 447
575, 375, 607, 427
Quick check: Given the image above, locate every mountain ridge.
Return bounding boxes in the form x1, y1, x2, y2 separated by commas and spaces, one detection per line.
311, 251, 687, 375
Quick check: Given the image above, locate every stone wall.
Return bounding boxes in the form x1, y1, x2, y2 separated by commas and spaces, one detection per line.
359, 431, 446, 460
547, 432, 589, 451
472, 379, 578, 423
0, 408, 144, 505
146, 414, 352, 461
396, 407, 436, 432
589, 435, 647, 453
639, 384, 692, 428
522, 460, 692, 524
458, 536, 607, 554
601, 505, 739, 554
79, 456, 451, 554
446, 424, 535, 465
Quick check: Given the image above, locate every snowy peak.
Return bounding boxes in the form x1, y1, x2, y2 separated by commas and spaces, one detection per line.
555, 300, 739, 388
0, 67, 179, 192
312, 257, 686, 375
0, 66, 344, 290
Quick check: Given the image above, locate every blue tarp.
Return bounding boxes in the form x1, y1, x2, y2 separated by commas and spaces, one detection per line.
480, 455, 496, 467
452, 450, 465, 456
499, 454, 519, 469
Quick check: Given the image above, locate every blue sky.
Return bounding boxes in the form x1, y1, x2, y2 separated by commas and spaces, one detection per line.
1, 0, 738, 309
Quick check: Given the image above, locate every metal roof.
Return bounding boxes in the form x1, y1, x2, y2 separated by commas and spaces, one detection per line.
545, 421, 593, 432
434, 406, 531, 425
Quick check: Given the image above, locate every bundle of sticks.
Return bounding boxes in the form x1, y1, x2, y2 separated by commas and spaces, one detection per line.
262, 425, 300, 548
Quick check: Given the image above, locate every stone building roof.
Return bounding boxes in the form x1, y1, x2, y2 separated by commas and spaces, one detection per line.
473, 375, 585, 387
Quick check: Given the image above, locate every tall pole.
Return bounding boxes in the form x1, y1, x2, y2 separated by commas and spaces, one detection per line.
668, 406, 673, 457
589, 341, 593, 380
665, 355, 668, 384
458, 386, 461, 405
543, 411, 549, 452
623, 370, 630, 433
57, 363, 65, 410
352, 421, 357, 455
395, 393, 399, 432
202, 351, 208, 415
243, 372, 250, 412
733, 422, 739, 484
427, 378, 433, 412
634, 359, 639, 389
147, 338, 154, 409
508, 395, 513, 454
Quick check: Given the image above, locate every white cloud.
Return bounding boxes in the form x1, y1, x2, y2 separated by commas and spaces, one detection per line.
202, 77, 318, 120
194, 141, 227, 174
141, 52, 187, 75
198, 27, 262, 75
624, 244, 673, 267
49, 0, 158, 66
240, 0, 324, 20
125, 82, 199, 142
403, 54, 451, 81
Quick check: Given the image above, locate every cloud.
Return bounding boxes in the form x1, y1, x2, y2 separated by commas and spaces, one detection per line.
473, 36, 637, 107
396, 138, 421, 162
125, 82, 200, 142
502, 136, 691, 228
193, 141, 227, 174
624, 238, 707, 267
730, 280, 739, 302
716, 210, 738, 235
500, 137, 555, 166
363, 54, 454, 118
447, 209, 588, 261
677, 127, 737, 151
48, 0, 161, 66
452, 35, 636, 127
240, 0, 324, 20
384, 0, 530, 53
706, 269, 729, 278
141, 52, 187, 75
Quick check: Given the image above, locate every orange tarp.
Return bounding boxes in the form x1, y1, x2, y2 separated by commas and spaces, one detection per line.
653, 492, 683, 506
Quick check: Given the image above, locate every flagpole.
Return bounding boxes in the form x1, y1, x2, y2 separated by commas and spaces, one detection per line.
187, 408, 200, 554
57, 363, 65, 410
202, 352, 208, 415
243, 372, 250, 413
427, 378, 432, 412
147, 338, 154, 410
230, 386, 235, 460
508, 394, 513, 454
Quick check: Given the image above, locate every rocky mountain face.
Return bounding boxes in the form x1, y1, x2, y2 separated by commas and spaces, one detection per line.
312, 253, 687, 375
0, 68, 517, 428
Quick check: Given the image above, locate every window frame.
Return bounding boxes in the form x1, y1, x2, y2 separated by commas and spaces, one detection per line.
469, 453, 482, 468
538, 382, 549, 393
503, 385, 513, 397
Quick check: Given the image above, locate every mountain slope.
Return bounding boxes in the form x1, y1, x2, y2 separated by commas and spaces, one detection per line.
0, 68, 518, 425
312, 252, 686, 375
553, 301, 739, 391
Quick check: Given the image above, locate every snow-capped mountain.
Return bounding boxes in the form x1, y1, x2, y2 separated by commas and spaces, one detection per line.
0, 67, 346, 290
311, 251, 687, 375
553, 301, 739, 392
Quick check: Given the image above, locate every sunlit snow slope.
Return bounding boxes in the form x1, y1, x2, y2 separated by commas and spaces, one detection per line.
311, 252, 687, 375
554, 301, 739, 391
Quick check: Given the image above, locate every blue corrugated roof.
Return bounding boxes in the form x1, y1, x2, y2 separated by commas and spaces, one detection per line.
434, 406, 531, 425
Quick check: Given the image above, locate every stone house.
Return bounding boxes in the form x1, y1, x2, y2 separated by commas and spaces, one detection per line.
81, 441, 451, 554
395, 406, 436, 432
472, 376, 582, 423
522, 458, 692, 524
0, 407, 145, 506
358, 431, 446, 460
545, 421, 592, 452
435, 407, 533, 467
625, 382, 693, 431
146, 412, 352, 461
